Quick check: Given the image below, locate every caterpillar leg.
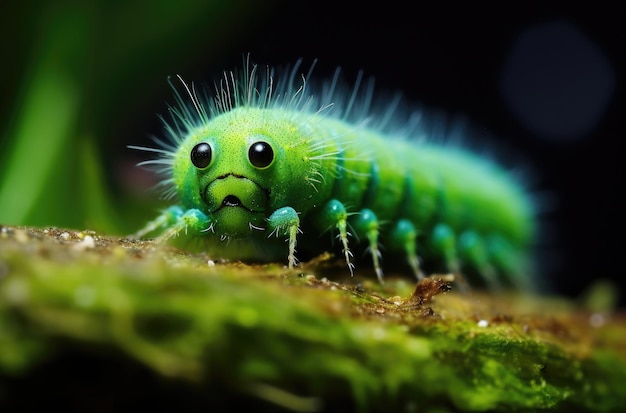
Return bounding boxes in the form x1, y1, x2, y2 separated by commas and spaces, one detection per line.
313, 199, 354, 276
389, 219, 423, 280
131, 206, 215, 244
131, 206, 183, 239
156, 207, 214, 242
430, 223, 472, 290
458, 230, 501, 289
431, 223, 461, 273
486, 235, 531, 290
351, 208, 384, 283
267, 207, 301, 269
131, 206, 211, 239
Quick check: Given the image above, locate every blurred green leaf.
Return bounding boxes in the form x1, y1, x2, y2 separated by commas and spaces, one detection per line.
0, 0, 274, 232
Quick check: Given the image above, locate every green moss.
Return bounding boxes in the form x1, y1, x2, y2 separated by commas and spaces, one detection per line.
1, 225, 625, 411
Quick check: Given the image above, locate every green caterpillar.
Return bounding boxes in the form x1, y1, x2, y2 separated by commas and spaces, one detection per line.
131, 58, 536, 288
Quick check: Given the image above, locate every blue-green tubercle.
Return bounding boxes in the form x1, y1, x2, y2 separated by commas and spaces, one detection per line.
131, 60, 536, 287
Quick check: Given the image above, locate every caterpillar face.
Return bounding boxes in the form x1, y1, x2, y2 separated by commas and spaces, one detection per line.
171, 107, 322, 238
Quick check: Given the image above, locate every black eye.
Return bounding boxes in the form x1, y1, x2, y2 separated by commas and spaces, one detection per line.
248, 141, 274, 168
190, 142, 212, 169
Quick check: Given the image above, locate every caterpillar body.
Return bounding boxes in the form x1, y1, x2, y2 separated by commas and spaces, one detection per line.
131, 59, 536, 289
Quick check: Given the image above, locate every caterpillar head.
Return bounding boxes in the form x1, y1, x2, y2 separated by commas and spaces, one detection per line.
133, 64, 344, 239
172, 107, 325, 238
